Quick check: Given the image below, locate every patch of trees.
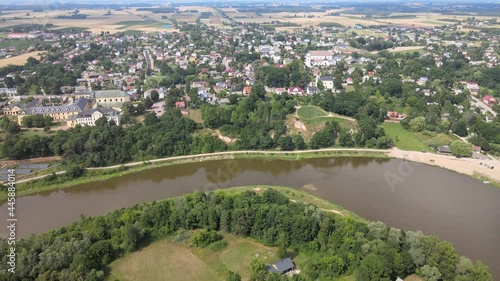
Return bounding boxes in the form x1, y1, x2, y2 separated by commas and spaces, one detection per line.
255, 60, 309, 88
21, 115, 52, 128
190, 230, 223, 247
136, 7, 177, 13
0, 108, 231, 164
348, 37, 395, 51
55, 14, 88, 19
450, 140, 472, 157
0, 189, 491, 281
3, 62, 81, 95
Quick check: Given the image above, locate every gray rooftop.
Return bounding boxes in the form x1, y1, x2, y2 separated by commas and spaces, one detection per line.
95, 90, 128, 99
267, 258, 294, 274
22, 98, 88, 115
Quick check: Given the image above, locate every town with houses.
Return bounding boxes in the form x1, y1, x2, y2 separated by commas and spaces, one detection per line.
0, 2, 499, 281
0, 16, 498, 133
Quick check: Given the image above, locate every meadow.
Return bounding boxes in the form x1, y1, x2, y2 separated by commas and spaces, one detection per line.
382, 122, 459, 152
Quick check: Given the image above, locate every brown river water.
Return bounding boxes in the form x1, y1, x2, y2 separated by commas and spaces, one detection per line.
1, 157, 499, 278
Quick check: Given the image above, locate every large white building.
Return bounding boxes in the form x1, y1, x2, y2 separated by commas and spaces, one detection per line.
95, 90, 130, 110
305, 50, 336, 67
67, 107, 120, 127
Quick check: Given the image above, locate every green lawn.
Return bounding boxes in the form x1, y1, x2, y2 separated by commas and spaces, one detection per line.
188, 109, 203, 124
382, 122, 460, 152
297, 105, 328, 119
382, 122, 432, 151
108, 234, 278, 281
0, 40, 49, 50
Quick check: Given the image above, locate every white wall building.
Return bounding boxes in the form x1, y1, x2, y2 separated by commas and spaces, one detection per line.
67, 108, 120, 127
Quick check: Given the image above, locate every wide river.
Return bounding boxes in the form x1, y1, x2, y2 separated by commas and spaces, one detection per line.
1, 157, 499, 278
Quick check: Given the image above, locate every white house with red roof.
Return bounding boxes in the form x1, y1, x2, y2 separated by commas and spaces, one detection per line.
288, 87, 304, 95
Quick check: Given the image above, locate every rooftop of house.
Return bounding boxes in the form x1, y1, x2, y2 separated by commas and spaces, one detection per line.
267, 258, 294, 274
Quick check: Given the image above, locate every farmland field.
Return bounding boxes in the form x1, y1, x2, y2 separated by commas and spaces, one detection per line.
0, 51, 45, 67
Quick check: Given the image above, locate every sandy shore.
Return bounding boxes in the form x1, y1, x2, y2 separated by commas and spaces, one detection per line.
389, 148, 500, 183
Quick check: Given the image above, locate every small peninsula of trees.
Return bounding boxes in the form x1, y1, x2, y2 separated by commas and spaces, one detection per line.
0, 189, 491, 281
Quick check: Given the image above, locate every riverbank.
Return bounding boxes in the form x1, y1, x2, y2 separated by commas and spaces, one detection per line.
0, 149, 389, 202
389, 148, 500, 188
2, 147, 499, 203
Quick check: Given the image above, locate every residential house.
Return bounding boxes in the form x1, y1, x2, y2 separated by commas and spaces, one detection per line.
67, 107, 120, 127
275, 87, 287, 94
466, 82, 479, 95
243, 86, 252, 96
267, 258, 295, 274
191, 81, 209, 89
483, 95, 496, 105
175, 101, 186, 109
319, 76, 334, 90
307, 86, 320, 95
288, 87, 304, 96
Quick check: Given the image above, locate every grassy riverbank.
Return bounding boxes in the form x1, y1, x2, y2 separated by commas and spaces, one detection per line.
221, 185, 362, 220
0, 149, 389, 202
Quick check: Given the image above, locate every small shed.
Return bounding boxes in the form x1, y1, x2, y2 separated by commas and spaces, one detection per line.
267, 258, 295, 274
472, 146, 482, 154
437, 145, 452, 154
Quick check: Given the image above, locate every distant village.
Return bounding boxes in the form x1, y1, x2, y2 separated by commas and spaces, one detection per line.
0, 15, 498, 131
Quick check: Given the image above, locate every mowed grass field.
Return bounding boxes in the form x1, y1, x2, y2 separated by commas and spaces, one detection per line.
382, 122, 459, 152
296, 105, 357, 130
0, 51, 45, 67
108, 234, 279, 281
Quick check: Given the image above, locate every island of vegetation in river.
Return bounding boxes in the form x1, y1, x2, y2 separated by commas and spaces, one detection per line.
0, 186, 492, 281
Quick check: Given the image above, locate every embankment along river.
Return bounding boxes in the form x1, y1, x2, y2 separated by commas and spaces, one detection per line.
1, 157, 499, 278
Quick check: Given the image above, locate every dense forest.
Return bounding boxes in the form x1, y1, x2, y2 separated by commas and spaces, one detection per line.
0, 189, 491, 281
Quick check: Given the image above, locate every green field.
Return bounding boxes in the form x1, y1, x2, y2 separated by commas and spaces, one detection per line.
188, 109, 203, 123
383, 122, 432, 151
296, 105, 357, 129
382, 122, 459, 152
122, 30, 143, 35
54, 27, 88, 32
0, 39, 49, 50
108, 233, 279, 281
115, 19, 159, 29
297, 105, 328, 118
